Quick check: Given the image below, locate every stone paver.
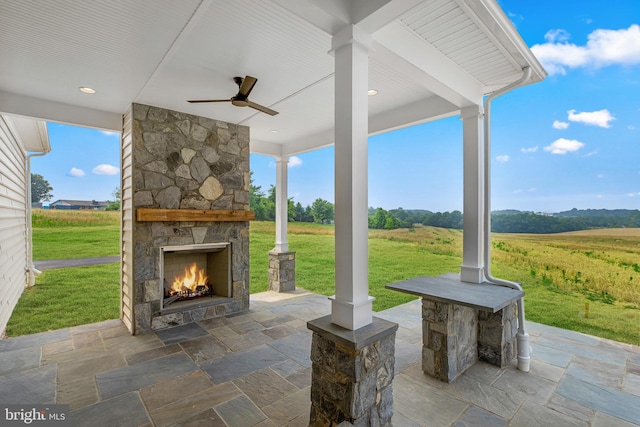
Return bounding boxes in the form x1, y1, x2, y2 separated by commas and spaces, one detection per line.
557, 375, 640, 425
0, 290, 638, 426
69, 392, 151, 427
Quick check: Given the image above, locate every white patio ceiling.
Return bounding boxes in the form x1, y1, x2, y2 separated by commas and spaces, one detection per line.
0, 0, 545, 157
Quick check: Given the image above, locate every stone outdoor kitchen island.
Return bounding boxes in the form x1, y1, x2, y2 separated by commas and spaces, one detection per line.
121, 103, 253, 334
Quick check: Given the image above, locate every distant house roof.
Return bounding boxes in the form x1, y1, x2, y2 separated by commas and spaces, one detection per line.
50, 200, 109, 208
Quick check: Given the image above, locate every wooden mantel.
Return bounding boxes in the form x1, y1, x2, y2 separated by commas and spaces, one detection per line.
136, 208, 255, 222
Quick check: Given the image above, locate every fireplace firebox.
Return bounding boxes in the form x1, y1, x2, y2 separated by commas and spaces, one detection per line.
160, 243, 231, 310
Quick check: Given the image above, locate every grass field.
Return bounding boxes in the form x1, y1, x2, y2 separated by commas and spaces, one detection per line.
7, 210, 639, 345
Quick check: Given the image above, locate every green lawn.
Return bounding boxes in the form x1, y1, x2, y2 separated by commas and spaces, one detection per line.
32, 226, 120, 260
6, 215, 639, 346
5, 263, 120, 336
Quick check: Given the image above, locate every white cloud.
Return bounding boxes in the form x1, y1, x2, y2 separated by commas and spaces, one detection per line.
545, 29, 571, 43
628, 192, 640, 198
521, 146, 539, 153
544, 138, 585, 154
531, 24, 640, 75
69, 167, 85, 177
552, 120, 569, 130
100, 130, 120, 136
288, 156, 303, 168
92, 164, 119, 175
584, 150, 598, 157
496, 155, 510, 163
568, 109, 615, 128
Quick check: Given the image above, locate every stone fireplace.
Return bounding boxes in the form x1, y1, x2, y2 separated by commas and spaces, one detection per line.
121, 103, 252, 334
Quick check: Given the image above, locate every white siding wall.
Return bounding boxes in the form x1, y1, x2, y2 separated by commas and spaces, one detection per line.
0, 116, 27, 335
120, 108, 134, 332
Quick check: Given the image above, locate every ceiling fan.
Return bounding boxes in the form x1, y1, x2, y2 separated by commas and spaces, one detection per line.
188, 75, 279, 116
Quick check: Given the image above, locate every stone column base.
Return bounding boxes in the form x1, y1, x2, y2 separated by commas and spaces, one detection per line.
422, 299, 478, 383
478, 302, 518, 367
268, 251, 295, 292
307, 315, 398, 427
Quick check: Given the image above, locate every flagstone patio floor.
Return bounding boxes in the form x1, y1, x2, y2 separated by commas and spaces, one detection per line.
1, 289, 639, 427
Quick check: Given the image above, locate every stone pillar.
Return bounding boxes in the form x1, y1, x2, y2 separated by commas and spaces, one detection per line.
478, 302, 518, 367
330, 24, 374, 330
460, 104, 485, 284
422, 299, 478, 383
308, 316, 398, 426
268, 250, 296, 292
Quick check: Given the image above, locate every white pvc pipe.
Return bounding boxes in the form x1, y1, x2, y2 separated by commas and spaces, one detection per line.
483, 67, 532, 372
26, 151, 49, 287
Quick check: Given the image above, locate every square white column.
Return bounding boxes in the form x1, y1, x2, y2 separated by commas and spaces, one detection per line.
274, 156, 289, 253
460, 104, 485, 283
329, 25, 374, 330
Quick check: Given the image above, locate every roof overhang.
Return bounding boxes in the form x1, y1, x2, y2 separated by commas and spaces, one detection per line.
0, 0, 545, 156
1, 113, 50, 153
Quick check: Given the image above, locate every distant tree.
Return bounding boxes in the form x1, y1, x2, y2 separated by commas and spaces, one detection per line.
369, 208, 388, 229
264, 185, 276, 220
31, 173, 53, 203
106, 187, 121, 211
293, 202, 306, 222
384, 214, 401, 230
249, 174, 268, 220
310, 198, 334, 224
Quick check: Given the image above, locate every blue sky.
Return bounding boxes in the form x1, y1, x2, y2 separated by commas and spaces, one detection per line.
33, 1, 639, 213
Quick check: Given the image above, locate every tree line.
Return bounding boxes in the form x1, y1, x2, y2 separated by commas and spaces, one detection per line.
251, 178, 640, 233
250, 182, 335, 224
35, 171, 640, 233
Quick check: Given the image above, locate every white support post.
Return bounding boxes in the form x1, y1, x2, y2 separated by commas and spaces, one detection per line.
274, 156, 289, 253
329, 25, 374, 330
460, 104, 485, 283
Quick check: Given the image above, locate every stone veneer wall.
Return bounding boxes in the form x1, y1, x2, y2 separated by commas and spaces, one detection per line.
130, 103, 250, 333
268, 251, 296, 292
478, 302, 518, 367
422, 299, 478, 383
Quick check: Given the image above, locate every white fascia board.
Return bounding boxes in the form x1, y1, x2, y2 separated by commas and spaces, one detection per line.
373, 21, 484, 107
0, 90, 122, 132
249, 139, 284, 157
369, 96, 459, 135
252, 130, 333, 158
281, 128, 335, 157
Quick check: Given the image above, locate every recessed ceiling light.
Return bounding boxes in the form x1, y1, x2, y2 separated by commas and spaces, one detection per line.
269, 129, 279, 133
368, 89, 378, 96
79, 87, 96, 94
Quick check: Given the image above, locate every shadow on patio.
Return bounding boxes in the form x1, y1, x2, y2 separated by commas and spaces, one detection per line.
1, 289, 639, 427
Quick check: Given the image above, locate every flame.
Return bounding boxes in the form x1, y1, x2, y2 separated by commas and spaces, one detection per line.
171, 262, 208, 293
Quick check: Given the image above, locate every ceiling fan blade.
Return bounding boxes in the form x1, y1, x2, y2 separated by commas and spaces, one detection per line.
247, 100, 279, 116
187, 99, 231, 103
238, 76, 258, 97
